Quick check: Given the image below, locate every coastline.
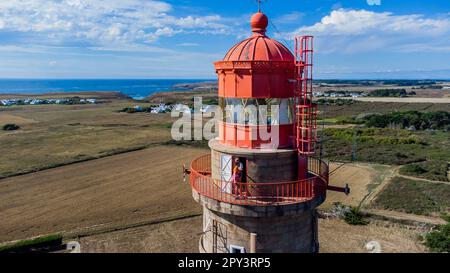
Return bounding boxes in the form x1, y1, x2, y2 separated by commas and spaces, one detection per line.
0, 79, 215, 100
0, 91, 130, 100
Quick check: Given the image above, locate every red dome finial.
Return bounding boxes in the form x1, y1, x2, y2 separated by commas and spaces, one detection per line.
251, 12, 268, 36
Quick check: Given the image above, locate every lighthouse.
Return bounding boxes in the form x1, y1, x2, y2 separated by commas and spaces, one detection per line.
186, 10, 348, 253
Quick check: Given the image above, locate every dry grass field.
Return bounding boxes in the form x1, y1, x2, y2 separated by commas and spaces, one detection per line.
0, 153, 431, 253
1, 92, 445, 253
147, 90, 217, 105
319, 219, 426, 253
0, 145, 206, 243
320, 163, 395, 210
77, 216, 426, 253
0, 98, 175, 178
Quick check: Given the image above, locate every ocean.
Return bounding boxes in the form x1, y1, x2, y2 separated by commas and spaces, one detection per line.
0, 79, 212, 100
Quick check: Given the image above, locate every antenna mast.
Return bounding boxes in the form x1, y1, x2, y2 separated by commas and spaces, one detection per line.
256, 0, 265, 12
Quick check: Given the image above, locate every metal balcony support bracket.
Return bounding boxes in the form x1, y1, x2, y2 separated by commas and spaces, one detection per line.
327, 183, 350, 195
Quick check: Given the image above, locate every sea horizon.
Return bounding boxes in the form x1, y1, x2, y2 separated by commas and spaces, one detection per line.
0, 79, 215, 100
0, 78, 448, 100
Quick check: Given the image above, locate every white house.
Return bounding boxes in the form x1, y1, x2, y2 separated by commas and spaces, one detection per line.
200, 105, 218, 113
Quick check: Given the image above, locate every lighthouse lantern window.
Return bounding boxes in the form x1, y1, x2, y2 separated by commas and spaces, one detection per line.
219, 98, 294, 125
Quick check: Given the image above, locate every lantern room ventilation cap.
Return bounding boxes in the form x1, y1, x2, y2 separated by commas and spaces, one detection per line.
250, 12, 269, 36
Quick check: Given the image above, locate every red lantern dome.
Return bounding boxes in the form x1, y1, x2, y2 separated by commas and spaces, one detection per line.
223, 36, 294, 62
223, 13, 294, 62
215, 12, 295, 99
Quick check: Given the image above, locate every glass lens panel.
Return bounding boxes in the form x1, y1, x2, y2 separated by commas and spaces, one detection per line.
219, 98, 293, 125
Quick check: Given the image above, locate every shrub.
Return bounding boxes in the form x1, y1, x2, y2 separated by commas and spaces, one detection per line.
424, 217, 450, 253
364, 111, 450, 131
326, 128, 423, 145
2, 123, 20, 131
368, 89, 407, 97
0, 234, 63, 253
344, 207, 368, 225
403, 164, 427, 174
317, 98, 355, 105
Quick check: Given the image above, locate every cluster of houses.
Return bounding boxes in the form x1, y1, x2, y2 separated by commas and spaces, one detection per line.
0, 98, 97, 106
313, 91, 366, 98
130, 103, 216, 114
128, 103, 185, 114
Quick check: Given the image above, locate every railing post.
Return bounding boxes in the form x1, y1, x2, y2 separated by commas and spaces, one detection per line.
249, 233, 257, 253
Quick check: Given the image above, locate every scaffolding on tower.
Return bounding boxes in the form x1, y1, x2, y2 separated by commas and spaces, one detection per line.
294, 36, 317, 156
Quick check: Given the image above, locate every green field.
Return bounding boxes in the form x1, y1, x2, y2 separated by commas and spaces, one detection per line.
400, 161, 449, 182
373, 176, 450, 216
318, 101, 450, 119
321, 128, 450, 165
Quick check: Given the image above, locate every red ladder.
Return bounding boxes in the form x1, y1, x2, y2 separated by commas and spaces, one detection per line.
294, 36, 317, 155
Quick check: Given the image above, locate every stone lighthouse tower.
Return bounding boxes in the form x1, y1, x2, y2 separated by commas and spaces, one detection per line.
186, 10, 347, 253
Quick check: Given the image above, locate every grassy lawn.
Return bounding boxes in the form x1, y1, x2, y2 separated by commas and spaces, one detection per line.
400, 161, 449, 182
373, 176, 450, 216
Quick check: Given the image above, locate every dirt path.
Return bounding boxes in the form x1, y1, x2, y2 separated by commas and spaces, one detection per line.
361, 166, 400, 207
340, 97, 450, 104
365, 209, 446, 226
397, 174, 449, 185
0, 145, 207, 243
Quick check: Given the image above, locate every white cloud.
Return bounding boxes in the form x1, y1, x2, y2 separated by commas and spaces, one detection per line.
288, 9, 450, 53
297, 9, 450, 36
0, 45, 48, 53
178, 43, 200, 47
274, 12, 304, 24
0, 0, 231, 47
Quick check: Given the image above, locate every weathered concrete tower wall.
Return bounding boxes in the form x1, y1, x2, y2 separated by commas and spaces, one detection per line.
198, 204, 319, 253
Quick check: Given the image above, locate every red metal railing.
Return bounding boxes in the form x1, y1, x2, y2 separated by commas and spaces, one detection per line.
190, 154, 328, 206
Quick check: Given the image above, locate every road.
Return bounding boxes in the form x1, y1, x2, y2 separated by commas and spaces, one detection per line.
339, 97, 450, 104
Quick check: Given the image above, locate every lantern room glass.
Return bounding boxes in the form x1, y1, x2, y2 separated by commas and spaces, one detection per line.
219, 98, 294, 125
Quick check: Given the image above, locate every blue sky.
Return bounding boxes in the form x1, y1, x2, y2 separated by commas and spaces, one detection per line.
0, 0, 449, 79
